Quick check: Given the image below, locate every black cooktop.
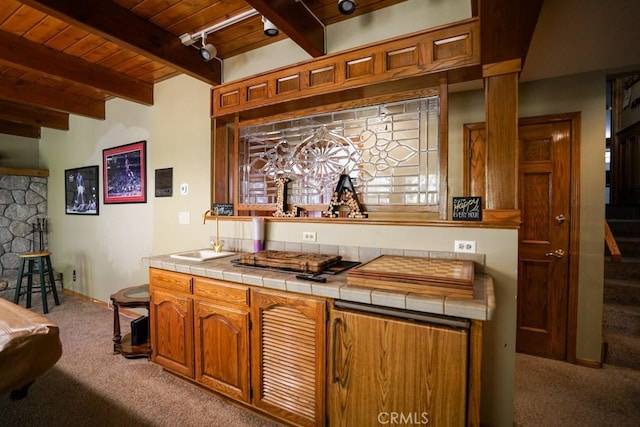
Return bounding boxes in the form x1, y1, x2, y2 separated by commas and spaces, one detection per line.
230, 258, 360, 275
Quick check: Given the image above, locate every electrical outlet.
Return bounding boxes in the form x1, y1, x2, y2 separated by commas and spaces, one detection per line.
303, 231, 317, 242
454, 240, 476, 253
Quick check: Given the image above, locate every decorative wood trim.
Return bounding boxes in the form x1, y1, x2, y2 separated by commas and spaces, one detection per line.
439, 77, 449, 220
467, 320, 482, 426
482, 58, 521, 78
575, 358, 602, 369
204, 215, 521, 229
237, 87, 440, 127
484, 69, 518, 210
481, 209, 521, 225
212, 18, 479, 119
0, 167, 49, 177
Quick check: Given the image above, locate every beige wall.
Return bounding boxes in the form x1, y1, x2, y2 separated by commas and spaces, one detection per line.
39, 74, 213, 303
0, 135, 39, 168
519, 72, 606, 361
448, 73, 607, 358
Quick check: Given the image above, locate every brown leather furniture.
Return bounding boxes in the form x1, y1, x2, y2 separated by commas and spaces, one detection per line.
0, 298, 62, 399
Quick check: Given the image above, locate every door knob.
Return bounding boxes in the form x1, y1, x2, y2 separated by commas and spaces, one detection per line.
555, 215, 566, 223
545, 249, 565, 258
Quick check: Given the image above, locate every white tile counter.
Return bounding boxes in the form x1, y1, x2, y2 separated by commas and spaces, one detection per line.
143, 252, 495, 321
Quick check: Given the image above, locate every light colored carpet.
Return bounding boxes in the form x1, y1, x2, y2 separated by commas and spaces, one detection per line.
0, 290, 279, 427
514, 353, 640, 426
4, 288, 640, 426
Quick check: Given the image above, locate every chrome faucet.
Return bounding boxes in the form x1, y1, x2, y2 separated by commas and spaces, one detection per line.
203, 209, 224, 252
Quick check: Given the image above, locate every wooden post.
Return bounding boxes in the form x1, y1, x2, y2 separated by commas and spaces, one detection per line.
483, 59, 521, 210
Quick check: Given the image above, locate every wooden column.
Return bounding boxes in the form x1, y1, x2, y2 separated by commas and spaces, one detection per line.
483, 59, 521, 210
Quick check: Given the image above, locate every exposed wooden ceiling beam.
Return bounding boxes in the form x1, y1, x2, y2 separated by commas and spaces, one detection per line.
0, 77, 105, 120
19, 0, 222, 85
245, 0, 325, 57
0, 119, 40, 139
0, 99, 69, 131
480, 0, 544, 66
0, 30, 153, 106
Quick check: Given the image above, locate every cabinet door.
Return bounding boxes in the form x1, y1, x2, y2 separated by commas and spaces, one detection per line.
194, 299, 250, 402
150, 288, 194, 378
251, 289, 326, 427
328, 309, 468, 427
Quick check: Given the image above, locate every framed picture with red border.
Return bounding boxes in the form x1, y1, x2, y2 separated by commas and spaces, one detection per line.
103, 140, 147, 204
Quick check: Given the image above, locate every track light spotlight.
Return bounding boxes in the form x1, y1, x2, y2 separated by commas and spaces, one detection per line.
338, 0, 356, 15
199, 39, 217, 62
262, 16, 279, 37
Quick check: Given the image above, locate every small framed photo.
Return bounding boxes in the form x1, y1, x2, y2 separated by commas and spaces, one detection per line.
103, 140, 147, 204
65, 165, 99, 215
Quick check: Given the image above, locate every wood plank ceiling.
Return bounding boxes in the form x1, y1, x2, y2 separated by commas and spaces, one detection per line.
0, 0, 408, 138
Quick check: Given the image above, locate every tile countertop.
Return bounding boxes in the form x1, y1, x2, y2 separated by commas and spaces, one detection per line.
143, 252, 495, 321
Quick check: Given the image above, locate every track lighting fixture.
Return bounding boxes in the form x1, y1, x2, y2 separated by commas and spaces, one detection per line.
180, 9, 259, 60
262, 16, 279, 37
338, 0, 356, 15
199, 38, 217, 62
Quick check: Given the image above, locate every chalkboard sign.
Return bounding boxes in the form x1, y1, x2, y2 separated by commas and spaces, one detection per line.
452, 197, 482, 221
212, 203, 234, 216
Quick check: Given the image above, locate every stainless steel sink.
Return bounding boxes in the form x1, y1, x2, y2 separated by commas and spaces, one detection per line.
169, 250, 235, 262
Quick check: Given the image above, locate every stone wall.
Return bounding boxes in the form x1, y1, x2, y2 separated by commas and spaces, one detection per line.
0, 174, 47, 280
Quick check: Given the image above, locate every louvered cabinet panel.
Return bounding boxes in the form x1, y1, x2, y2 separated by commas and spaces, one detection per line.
150, 287, 194, 378
194, 300, 250, 402
251, 289, 326, 427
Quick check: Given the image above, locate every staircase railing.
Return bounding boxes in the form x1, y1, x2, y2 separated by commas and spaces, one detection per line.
605, 221, 622, 263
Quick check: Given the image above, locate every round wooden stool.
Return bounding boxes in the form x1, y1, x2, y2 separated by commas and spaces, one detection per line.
13, 251, 60, 314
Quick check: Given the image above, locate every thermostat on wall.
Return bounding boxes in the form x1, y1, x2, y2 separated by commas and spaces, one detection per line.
180, 183, 189, 195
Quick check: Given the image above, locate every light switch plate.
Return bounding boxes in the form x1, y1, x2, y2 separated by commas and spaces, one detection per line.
178, 211, 190, 225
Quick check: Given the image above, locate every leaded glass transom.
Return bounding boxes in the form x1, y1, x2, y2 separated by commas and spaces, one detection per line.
238, 96, 440, 210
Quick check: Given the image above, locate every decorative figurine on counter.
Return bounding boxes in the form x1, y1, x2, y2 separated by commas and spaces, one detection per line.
273, 177, 300, 217
323, 174, 366, 219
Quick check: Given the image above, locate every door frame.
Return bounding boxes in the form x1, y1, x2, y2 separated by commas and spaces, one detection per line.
463, 112, 581, 363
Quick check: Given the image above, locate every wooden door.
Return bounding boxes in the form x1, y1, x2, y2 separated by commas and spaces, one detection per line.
464, 115, 578, 361
327, 309, 468, 427
516, 120, 572, 359
250, 289, 326, 427
150, 288, 194, 377
612, 121, 640, 204
194, 300, 250, 402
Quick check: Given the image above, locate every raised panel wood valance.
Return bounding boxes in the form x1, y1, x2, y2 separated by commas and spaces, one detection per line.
211, 18, 479, 120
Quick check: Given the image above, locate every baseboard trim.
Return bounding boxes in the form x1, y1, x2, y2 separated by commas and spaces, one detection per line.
61, 288, 139, 318
576, 358, 602, 369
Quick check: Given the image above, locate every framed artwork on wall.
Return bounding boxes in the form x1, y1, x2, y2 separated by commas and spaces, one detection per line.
103, 140, 147, 204
65, 165, 99, 215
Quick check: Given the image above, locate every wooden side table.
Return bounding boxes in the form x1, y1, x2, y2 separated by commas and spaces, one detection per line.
110, 284, 151, 359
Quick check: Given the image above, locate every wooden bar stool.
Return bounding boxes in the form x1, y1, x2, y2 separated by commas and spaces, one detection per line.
13, 251, 60, 314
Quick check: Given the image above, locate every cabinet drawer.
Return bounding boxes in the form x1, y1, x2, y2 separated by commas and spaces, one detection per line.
149, 268, 192, 294
194, 277, 249, 307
